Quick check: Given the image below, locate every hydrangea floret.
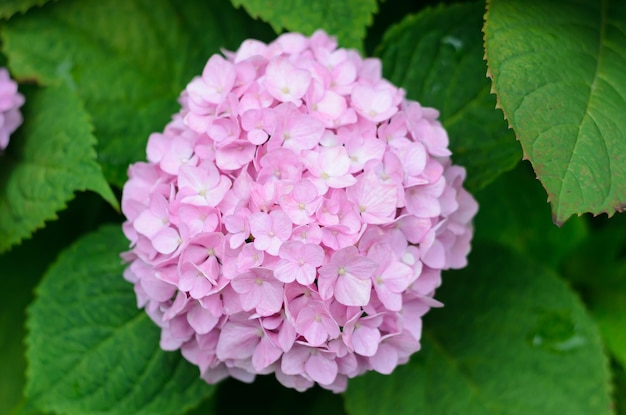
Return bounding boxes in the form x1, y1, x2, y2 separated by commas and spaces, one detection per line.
121, 30, 478, 392
0, 68, 24, 151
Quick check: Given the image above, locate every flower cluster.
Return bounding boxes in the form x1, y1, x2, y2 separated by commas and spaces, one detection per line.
0, 68, 24, 151
122, 30, 477, 392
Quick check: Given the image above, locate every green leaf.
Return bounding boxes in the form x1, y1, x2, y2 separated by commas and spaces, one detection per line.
474, 162, 588, 268
377, 2, 520, 191
344, 243, 612, 415
25, 225, 214, 415
0, 84, 117, 253
0, 191, 109, 415
2, 0, 274, 187
484, 0, 626, 224
230, 0, 377, 50
0, 0, 52, 19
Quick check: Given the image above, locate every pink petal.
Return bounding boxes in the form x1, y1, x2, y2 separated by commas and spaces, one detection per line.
422, 239, 446, 269
134, 210, 164, 238
215, 141, 256, 170
200, 55, 236, 104
249, 212, 271, 236
345, 255, 378, 280
351, 83, 398, 122
264, 58, 311, 103
270, 210, 293, 241
274, 260, 300, 283
351, 325, 380, 356
140, 274, 176, 302
282, 114, 324, 151
347, 172, 397, 224
335, 274, 371, 306
187, 302, 219, 334
216, 322, 260, 360
281, 346, 309, 375
295, 263, 317, 286
302, 243, 325, 266
302, 317, 330, 346
305, 352, 337, 385
369, 342, 399, 374
257, 277, 284, 316
152, 227, 180, 254
374, 285, 402, 311
318, 146, 350, 176
252, 335, 283, 371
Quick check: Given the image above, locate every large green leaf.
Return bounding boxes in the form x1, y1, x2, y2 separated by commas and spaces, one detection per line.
344, 243, 612, 415
2, 0, 274, 187
474, 162, 588, 268
0, 191, 111, 415
25, 225, 214, 415
230, 0, 377, 50
0, 85, 117, 253
0, 0, 52, 19
484, 0, 626, 224
377, 2, 520, 191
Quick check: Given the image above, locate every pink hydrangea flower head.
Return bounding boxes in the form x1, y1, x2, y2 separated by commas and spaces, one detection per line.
121, 30, 478, 392
0, 68, 25, 152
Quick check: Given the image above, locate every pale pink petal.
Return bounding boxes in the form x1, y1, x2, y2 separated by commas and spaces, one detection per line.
345, 255, 378, 280
187, 302, 219, 334
215, 141, 256, 170
351, 83, 399, 122
335, 274, 371, 306
216, 322, 260, 360
351, 325, 380, 356
347, 172, 397, 224
305, 352, 337, 385
274, 260, 300, 283
264, 58, 311, 103
152, 227, 180, 254
281, 346, 309, 375
140, 274, 176, 302
369, 342, 399, 374
252, 335, 283, 371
